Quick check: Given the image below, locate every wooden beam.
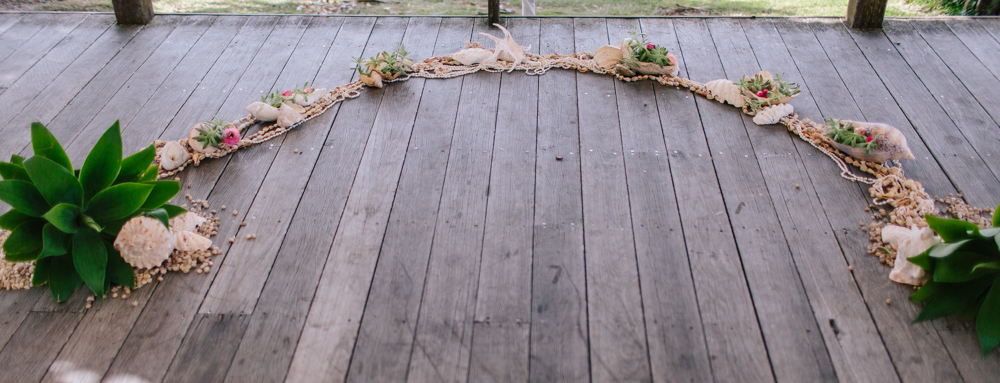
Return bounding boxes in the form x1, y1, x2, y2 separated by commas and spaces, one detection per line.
112, 0, 154, 25
488, 0, 500, 25
846, 0, 887, 29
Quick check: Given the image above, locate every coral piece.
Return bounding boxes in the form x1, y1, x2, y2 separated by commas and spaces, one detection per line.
882, 225, 939, 286
159, 141, 190, 171
752, 103, 794, 125
479, 23, 530, 72
187, 122, 219, 154
247, 101, 280, 122
593, 45, 623, 71
451, 48, 493, 66
114, 216, 175, 270
704, 79, 746, 107
277, 103, 304, 128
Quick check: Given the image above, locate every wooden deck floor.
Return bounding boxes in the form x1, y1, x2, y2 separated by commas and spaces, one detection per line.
0, 12, 999, 383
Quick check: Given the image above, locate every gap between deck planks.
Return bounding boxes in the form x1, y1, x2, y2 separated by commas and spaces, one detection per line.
1, 15, 1000, 383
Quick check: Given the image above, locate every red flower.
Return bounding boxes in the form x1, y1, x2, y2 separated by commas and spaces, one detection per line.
646, 43, 655, 50
756, 89, 769, 97
866, 135, 874, 143
224, 127, 241, 146
282, 90, 292, 97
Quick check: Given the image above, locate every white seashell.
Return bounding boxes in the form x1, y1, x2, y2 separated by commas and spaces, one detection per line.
283, 102, 305, 114
752, 103, 794, 125
114, 216, 175, 269
704, 79, 745, 107
882, 225, 939, 286
169, 212, 206, 233
306, 88, 326, 105
246, 102, 280, 122
277, 103, 304, 128
594, 45, 623, 71
451, 48, 493, 65
159, 141, 190, 171
619, 38, 634, 57
293, 94, 308, 106
360, 71, 383, 88
479, 24, 530, 72
173, 230, 212, 252
188, 122, 218, 154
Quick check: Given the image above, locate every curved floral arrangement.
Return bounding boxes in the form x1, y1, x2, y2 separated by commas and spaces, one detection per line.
1, 24, 997, 352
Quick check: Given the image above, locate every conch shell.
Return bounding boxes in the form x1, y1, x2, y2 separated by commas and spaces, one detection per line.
277, 103, 304, 128
479, 23, 530, 72
882, 225, 939, 285
114, 216, 175, 269
360, 71, 383, 88
704, 79, 745, 108
451, 48, 493, 66
247, 101, 280, 122
293, 88, 327, 106
752, 103, 794, 125
594, 45, 623, 71
188, 122, 218, 154
159, 141, 190, 171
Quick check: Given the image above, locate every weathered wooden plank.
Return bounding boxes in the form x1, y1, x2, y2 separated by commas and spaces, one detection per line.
198, 15, 343, 316
345, 17, 470, 383
709, 17, 897, 383
572, 17, 653, 383
0, 312, 83, 383
976, 18, 1000, 48
846, 24, 1000, 209
765, 19, 964, 383
0, 13, 49, 65
0, 289, 44, 352
945, 20, 1000, 94
214, 16, 375, 383
467, 18, 540, 383
0, 14, 24, 36
401, 20, 502, 383
526, 17, 590, 383
0, 13, 86, 89
160, 314, 250, 383
605, 18, 715, 383
100, 16, 283, 383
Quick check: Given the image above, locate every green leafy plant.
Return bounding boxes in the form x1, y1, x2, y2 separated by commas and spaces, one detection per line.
737, 72, 800, 112
908, 206, 1000, 354
621, 30, 675, 67
825, 118, 883, 155
193, 117, 228, 149
0, 122, 185, 302
352, 44, 413, 79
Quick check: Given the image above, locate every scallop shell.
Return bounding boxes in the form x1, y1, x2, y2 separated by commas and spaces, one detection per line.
277, 103, 304, 128
752, 103, 794, 125
114, 216, 175, 269
451, 48, 493, 66
246, 102, 280, 122
174, 230, 212, 252
594, 45, 623, 71
704, 79, 745, 108
188, 122, 218, 154
159, 141, 190, 171
169, 212, 206, 233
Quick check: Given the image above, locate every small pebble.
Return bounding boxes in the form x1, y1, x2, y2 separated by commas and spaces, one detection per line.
187, 183, 192, 189
251, 233, 257, 239
221, 205, 227, 210
795, 184, 800, 189
848, 266, 854, 271
85, 303, 92, 310
132, 301, 138, 307
240, 222, 247, 227
233, 210, 238, 216
294, 149, 299, 154
246, 234, 252, 240
228, 237, 235, 243
556, 156, 563, 161
885, 299, 892, 305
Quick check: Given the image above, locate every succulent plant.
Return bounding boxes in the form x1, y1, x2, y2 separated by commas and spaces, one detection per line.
908, 207, 1000, 354
621, 30, 675, 67
0, 121, 185, 302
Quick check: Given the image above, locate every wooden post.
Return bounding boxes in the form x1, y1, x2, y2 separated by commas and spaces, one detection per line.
112, 0, 154, 25
846, 0, 887, 29
488, 0, 500, 26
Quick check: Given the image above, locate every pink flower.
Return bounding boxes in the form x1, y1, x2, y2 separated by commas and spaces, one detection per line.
667, 53, 677, 64
756, 89, 769, 97
866, 135, 874, 143
305, 87, 312, 93
223, 127, 240, 146
282, 90, 292, 97
646, 43, 655, 50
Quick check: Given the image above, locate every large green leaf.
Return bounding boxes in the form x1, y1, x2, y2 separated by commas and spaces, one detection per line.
995, 202, 1000, 228
48, 254, 82, 302
139, 164, 159, 182
30, 122, 72, 172
144, 208, 170, 230
42, 203, 82, 233
79, 121, 123, 202
3, 221, 44, 258
140, 181, 180, 210
977, 280, 1000, 355
39, 223, 70, 259
5, 248, 40, 262
100, 217, 129, 237
0, 210, 35, 231
929, 240, 972, 258
926, 215, 981, 242
9, 154, 24, 166
934, 252, 997, 283
105, 242, 134, 289
0, 180, 51, 217
115, 144, 156, 185
84, 183, 154, 223
24, 156, 83, 207
912, 278, 993, 322
72, 228, 107, 297
162, 204, 187, 219
0, 162, 29, 181
32, 257, 51, 286
909, 249, 934, 272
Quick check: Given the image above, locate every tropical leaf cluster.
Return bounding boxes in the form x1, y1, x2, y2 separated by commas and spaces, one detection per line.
825, 118, 883, 155
737, 72, 800, 112
909, 207, 1000, 354
351, 44, 413, 78
621, 30, 674, 67
0, 122, 185, 302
